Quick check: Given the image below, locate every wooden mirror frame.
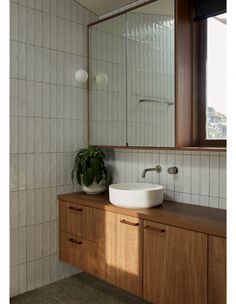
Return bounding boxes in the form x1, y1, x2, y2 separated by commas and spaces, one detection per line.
87, 0, 226, 152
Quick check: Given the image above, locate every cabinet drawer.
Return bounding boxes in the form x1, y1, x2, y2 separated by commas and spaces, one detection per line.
59, 231, 95, 275
59, 200, 95, 240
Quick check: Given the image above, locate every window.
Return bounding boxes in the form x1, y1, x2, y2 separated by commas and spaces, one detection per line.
194, 12, 227, 147
206, 14, 226, 140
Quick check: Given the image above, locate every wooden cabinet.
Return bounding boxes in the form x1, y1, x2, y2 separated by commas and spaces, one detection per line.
58, 195, 226, 303
59, 200, 96, 276
143, 220, 208, 304
208, 236, 226, 304
59, 200, 95, 241
95, 210, 142, 297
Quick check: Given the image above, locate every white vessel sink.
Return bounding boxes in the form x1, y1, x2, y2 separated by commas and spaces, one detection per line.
109, 183, 164, 209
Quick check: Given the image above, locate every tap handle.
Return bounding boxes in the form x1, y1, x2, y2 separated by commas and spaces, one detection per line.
167, 166, 178, 174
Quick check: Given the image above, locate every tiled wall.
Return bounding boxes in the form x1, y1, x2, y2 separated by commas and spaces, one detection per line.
10, 0, 97, 297
105, 149, 226, 209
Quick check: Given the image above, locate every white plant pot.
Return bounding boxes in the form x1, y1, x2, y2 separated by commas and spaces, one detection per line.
81, 177, 107, 195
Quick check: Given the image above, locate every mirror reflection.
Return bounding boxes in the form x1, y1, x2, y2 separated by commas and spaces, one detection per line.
89, 0, 175, 147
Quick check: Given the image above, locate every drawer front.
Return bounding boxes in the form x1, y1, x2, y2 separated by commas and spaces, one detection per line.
59, 200, 95, 240
59, 231, 95, 275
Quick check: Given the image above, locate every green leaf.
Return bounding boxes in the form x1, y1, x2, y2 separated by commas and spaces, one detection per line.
95, 172, 103, 184
83, 168, 94, 187
90, 158, 102, 174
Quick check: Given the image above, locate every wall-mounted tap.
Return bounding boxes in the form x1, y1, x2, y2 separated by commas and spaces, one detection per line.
142, 165, 162, 178
167, 166, 178, 174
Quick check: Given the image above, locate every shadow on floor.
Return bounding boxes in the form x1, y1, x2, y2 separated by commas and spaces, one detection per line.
10, 272, 150, 304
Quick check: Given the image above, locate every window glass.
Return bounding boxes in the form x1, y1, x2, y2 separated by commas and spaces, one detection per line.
206, 13, 226, 140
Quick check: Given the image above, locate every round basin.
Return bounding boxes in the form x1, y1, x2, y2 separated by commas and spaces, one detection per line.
109, 183, 164, 209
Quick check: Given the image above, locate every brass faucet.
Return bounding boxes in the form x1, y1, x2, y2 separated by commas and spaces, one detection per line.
142, 165, 162, 178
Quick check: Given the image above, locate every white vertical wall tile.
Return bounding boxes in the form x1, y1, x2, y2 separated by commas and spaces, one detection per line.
19, 264, 27, 294
27, 0, 34, 8
42, 256, 50, 285
182, 154, 191, 194
42, 188, 50, 222
11, 40, 18, 78
10, 228, 19, 266
11, 116, 18, 153
34, 46, 42, 82
17, 5, 27, 42
26, 154, 35, 189
10, 266, 19, 297
34, 189, 43, 224
42, 0, 50, 13
27, 8, 35, 44
27, 190, 34, 225
42, 153, 50, 187
35, 118, 43, 153
209, 156, 219, 197
18, 190, 27, 226
209, 197, 219, 208
42, 222, 49, 257
34, 11, 43, 46
27, 80, 34, 116
10, 79, 18, 116
18, 154, 27, 190
10, 154, 18, 191
27, 261, 35, 291
35, 259, 43, 288
191, 154, 200, 194
35, 224, 43, 259
10, 191, 18, 228
219, 156, 226, 198
42, 84, 50, 117
27, 225, 35, 261
27, 117, 35, 153
49, 153, 57, 186
17, 42, 27, 79
42, 13, 50, 47
49, 188, 57, 221
19, 227, 27, 264
18, 79, 27, 116
10, 3, 18, 41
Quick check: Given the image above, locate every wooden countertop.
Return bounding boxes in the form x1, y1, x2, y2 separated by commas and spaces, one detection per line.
58, 192, 226, 238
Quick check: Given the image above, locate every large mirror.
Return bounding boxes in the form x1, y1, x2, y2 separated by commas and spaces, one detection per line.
88, 0, 175, 147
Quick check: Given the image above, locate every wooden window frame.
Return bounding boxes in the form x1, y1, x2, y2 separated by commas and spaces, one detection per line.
193, 19, 226, 148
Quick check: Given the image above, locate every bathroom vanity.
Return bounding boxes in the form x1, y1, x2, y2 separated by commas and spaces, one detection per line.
58, 192, 226, 304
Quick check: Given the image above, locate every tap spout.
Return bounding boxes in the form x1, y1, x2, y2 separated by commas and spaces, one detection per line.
142, 165, 162, 178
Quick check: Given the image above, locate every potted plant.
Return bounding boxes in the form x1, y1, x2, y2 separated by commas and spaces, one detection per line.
71, 146, 107, 194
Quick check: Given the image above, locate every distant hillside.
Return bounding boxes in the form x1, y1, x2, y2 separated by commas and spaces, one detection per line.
207, 107, 226, 139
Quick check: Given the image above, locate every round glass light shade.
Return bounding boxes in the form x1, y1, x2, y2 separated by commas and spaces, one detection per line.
75, 69, 88, 83
96, 73, 108, 84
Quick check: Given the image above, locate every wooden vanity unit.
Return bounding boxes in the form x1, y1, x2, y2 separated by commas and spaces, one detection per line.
58, 192, 226, 304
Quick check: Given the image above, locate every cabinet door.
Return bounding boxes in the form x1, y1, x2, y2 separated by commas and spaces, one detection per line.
208, 236, 226, 304
60, 231, 95, 275
143, 220, 207, 304
95, 209, 117, 285
59, 200, 95, 240
116, 214, 143, 297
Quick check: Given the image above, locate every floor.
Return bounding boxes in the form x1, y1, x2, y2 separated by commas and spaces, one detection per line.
10, 273, 150, 304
